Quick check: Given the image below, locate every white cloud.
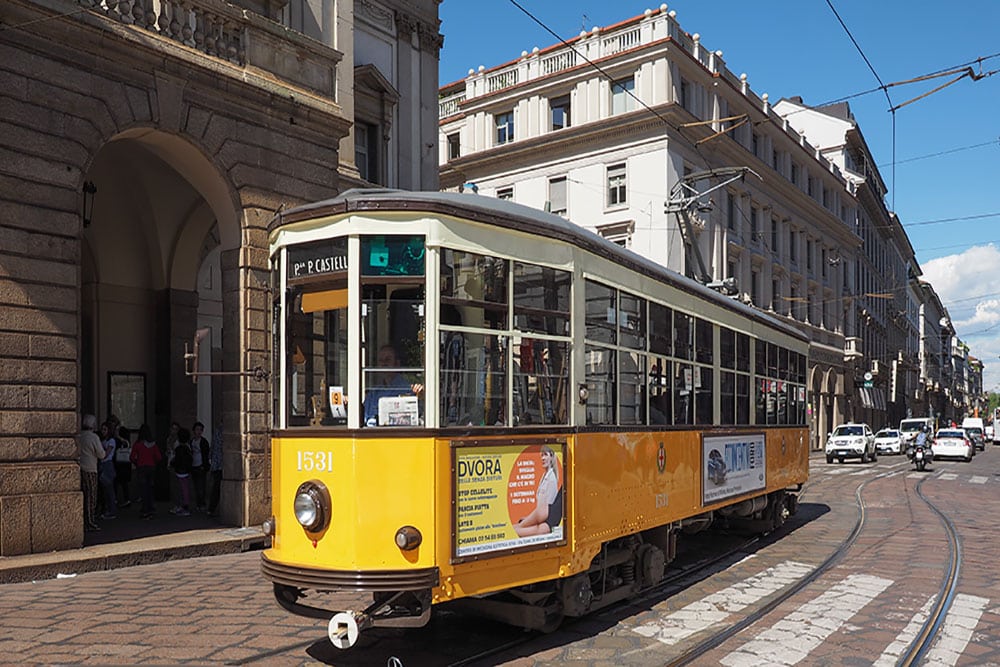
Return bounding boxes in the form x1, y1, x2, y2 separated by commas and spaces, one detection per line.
922, 244, 1000, 391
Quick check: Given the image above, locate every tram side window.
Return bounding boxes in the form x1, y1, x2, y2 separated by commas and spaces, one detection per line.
361, 235, 425, 427
674, 311, 692, 360
720, 327, 735, 370
673, 361, 693, 425
514, 263, 570, 335
754, 338, 766, 376
721, 371, 735, 424
585, 280, 617, 344
619, 292, 646, 349
648, 302, 672, 356
585, 346, 616, 425
695, 366, 713, 424
513, 338, 569, 425
286, 283, 349, 427
736, 332, 750, 373
619, 351, 646, 424
512, 262, 570, 426
440, 249, 509, 426
648, 356, 671, 425
695, 318, 713, 365
736, 373, 751, 424
442, 331, 507, 426
440, 249, 507, 330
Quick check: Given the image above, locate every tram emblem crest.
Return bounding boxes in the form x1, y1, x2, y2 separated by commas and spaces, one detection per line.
657, 442, 666, 474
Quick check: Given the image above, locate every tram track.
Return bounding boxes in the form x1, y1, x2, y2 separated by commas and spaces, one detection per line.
665, 466, 963, 665
898, 474, 963, 666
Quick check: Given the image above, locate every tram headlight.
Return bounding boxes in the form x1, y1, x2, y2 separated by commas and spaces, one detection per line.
293, 480, 331, 533
395, 525, 422, 551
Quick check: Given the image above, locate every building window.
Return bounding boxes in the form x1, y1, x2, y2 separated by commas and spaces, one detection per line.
611, 76, 635, 115
355, 121, 380, 184
791, 163, 800, 186
551, 95, 571, 130
726, 192, 736, 230
821, 248, 828, 278
772, 279, 780, 312
771, 218, 779, 254
789, 228, 796, 263
447, 133, 460, 160
751, 132, 759, 157
607, 164, 627, 207
597, 220, 634, 248
750, 205, 759, 242
806, 239, 814, 272
496, 187, 513, 201
751, 270, 759, 306
496, 111, 514, 145
548, 176, 567, 217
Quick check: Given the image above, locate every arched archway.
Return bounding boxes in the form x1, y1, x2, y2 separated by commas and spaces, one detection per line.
80, 128, 240, 519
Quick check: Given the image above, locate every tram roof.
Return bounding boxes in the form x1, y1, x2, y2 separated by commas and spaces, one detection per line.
271, 188, 809, 344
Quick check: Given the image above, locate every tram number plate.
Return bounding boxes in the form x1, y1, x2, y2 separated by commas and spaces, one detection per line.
297, 451, 334, 472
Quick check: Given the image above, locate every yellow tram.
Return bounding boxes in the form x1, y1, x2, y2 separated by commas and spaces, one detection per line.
261, 189, 809, 648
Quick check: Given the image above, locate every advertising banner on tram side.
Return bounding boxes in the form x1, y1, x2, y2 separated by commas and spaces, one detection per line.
452, 441, 566, 559
702, 433, 766, 505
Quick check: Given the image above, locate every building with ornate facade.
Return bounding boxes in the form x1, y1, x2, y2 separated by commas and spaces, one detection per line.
438, 6, 985, 449
0, 0, 441, 556
438, 7, 858, 450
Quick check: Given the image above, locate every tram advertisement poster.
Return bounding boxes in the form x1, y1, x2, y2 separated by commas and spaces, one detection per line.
702, 434, 766, 505
453, 442, 565, 558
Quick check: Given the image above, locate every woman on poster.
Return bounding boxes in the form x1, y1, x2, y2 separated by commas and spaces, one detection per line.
514, 445, 562, 536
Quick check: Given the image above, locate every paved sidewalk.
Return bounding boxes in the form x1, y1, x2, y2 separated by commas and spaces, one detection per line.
0, 499, 268, 584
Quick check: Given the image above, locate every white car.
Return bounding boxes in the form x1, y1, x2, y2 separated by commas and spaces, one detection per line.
932, 429, 973, 462
826, 423, 877, 464
874, 428, 904, 455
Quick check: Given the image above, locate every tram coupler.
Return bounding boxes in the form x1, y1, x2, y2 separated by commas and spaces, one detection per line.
328, 610, 371, 649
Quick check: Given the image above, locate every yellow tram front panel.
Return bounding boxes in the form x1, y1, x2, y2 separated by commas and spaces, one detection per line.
268, 434, 439, 571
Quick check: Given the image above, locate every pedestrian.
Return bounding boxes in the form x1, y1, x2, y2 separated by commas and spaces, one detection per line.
113, 425, 133, 508
207, 424, 223, 516
170, 427, 193, 516
130, 423, 162, 519
190, 421, 211, 512
78, 414, 105, 531
98, 421, 118, 519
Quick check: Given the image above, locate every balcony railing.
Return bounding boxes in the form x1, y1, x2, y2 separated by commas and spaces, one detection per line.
80, 0, 340, 97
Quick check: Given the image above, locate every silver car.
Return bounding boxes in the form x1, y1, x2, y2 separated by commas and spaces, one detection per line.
873, 428, 904, 455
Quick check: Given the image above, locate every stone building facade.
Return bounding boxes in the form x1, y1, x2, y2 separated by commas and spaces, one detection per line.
0, 0, 441, 556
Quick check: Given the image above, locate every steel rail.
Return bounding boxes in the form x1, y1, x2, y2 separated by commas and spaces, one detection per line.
897, 474, 962, 666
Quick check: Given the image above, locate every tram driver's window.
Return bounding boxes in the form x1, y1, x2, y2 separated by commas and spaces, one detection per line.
287, 282, 349, 427
360, 235, 426, 427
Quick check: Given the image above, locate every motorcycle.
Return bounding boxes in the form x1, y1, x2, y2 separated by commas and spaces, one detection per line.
907, 439, 932, 471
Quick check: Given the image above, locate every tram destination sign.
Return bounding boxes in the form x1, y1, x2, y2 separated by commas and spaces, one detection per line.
288, 239, 347, 279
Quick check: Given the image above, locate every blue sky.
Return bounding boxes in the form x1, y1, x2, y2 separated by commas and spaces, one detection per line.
439, 1, 1000, 391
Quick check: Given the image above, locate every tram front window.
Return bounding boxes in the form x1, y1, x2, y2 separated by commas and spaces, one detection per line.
360, 235, 426, 427
286, 281, 349, 427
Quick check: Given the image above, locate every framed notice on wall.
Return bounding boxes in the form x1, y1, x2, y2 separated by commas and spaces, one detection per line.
107, 372, 145, 431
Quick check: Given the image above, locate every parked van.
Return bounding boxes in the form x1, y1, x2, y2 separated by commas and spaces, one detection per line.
961, 417, 986, 451
899, 417, 935, 446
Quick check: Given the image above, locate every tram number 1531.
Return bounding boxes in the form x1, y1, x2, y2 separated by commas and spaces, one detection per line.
297, 451, 335, 472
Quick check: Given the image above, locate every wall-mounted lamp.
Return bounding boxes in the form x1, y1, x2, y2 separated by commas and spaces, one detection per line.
81, 181, 97, 228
